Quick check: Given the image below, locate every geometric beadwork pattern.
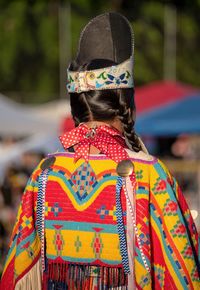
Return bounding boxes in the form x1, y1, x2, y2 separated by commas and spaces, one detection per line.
27, 245, 35, 260
96, 205, 109, 219
170, 220, 187, 238
191, 266, 200, 282
152, 178, 167, 195
74, 236, 82, 252
154, 264, 165, 288
181, 244, 194, 259
136, 169, 143, 179
21, 215, 33, 230
53, 225, 65, 256
70, 162, 97, 201
139, 232, 150, 246
139, 274, 151, 288
96, 205, 117, 221
45, 201, 52, 216
163, 198, 178, 216
91, 228, 103, 259
51, 202, 62, 217
20, 240, 35, 261
20, 241, 35, 260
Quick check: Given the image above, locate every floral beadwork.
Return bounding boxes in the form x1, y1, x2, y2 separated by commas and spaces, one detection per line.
67, 57, 133, 93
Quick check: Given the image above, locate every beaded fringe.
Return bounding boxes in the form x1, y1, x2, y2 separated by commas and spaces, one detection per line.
43, 261, 128, 290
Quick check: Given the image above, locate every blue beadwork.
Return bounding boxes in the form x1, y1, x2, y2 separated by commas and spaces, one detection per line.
36, 171, 47, 241
36, 168, 49, 272
116, 176, 130, 274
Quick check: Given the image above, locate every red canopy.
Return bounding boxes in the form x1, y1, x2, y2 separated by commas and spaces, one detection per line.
60, 81, 200, 136
135, 81, 197, 115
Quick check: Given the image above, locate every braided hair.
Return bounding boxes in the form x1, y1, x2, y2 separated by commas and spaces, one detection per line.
69, 59, 141, 152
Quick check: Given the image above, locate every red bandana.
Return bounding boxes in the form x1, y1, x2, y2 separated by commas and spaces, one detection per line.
59, 124, 129, 162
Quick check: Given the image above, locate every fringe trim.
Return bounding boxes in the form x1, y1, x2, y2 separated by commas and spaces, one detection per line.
43, 261, 128, 290
15, 259, 42, 290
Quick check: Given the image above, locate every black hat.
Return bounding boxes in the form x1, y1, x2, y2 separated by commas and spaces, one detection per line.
75, 12, 134, 66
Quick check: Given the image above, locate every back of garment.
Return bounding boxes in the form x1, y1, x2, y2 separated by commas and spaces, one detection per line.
1, 151, 200, 290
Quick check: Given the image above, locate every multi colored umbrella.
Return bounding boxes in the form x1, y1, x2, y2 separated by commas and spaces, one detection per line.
135, 81, 200, 136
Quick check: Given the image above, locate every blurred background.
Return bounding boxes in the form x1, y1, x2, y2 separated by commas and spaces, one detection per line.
0, 0, 200, 275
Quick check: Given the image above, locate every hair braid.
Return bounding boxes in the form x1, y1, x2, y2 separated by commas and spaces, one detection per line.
69, 59, 142, 153
118, 92, 142, 152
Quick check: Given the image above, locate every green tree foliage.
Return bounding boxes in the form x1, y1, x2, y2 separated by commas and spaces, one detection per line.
0, 1, 59, 103
0, 0, 199, 103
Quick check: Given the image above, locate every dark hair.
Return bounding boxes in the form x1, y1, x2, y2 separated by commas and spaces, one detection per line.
69, 59, 141, 152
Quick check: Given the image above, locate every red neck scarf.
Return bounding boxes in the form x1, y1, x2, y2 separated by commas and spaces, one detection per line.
59, 123, 129, 162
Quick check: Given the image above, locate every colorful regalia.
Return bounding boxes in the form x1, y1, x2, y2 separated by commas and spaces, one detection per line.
1, 12, 200, 290
1, 140, 200, 289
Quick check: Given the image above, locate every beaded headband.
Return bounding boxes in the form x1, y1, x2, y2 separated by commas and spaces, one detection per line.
67, 57, 134, 93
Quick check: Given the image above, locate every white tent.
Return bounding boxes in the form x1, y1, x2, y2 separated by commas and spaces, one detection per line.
30, 99, 71, 123
0, 94, 72, 175
0, 94, 70, 137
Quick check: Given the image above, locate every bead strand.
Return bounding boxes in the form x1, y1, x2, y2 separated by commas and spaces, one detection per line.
41, 169, 49, 273
123, 177, 151, 273
116, 176, 130, 274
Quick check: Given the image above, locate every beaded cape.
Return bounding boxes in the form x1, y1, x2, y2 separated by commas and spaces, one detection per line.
0, 151, 200, 289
